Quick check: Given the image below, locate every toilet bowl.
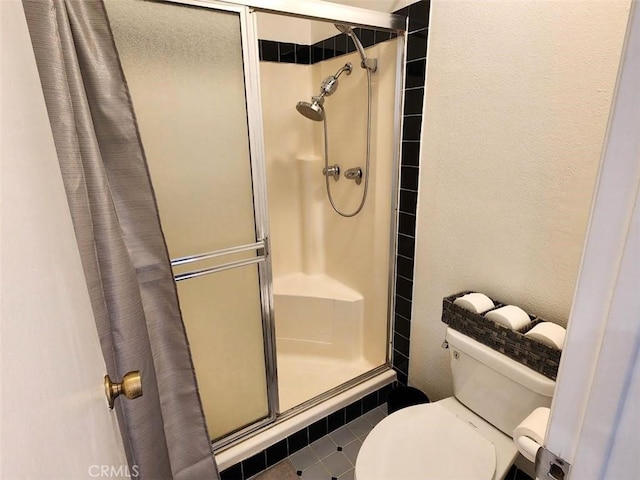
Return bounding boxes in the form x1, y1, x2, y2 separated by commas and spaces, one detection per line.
355, 397, 517, 480
355, 328, 555, 479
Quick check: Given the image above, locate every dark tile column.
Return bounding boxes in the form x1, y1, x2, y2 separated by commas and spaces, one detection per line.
392, 0, 430, 386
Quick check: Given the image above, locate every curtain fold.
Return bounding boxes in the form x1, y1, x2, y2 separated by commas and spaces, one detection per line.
22, 1, 219, 478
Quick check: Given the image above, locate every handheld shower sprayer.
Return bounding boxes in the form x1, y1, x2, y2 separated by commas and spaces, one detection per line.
295, 24, 377, 217
334, 24, 378, 72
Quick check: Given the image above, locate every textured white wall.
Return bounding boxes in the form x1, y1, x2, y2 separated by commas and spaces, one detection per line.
410, 0, 631, 401
1, 1, 127, 476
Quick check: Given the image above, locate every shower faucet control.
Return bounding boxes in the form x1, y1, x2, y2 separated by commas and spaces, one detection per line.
344, 167, 363, 185
323, 164, 340, 181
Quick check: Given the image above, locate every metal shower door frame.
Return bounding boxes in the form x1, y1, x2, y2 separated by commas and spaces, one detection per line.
220, 0, 407, 420
155, 0, 407, 451
153, 0, 280, 449
233, 0, 407, 377
235, 0, 408, 424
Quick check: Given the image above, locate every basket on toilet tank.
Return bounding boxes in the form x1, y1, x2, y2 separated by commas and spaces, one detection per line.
442, 291, 562, 380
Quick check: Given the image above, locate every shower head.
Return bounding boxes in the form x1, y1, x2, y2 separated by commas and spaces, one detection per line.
334, 23, 377, 72
296, 63, 352, 122
334, 23, 352, 35
296, 100, 324, 121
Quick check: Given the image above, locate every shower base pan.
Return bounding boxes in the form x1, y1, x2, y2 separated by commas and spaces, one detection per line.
277, 352, 377, 412
273, 272, 372, 412
215, 367, 395, 471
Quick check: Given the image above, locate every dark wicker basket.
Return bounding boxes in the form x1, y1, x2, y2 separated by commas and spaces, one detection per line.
442, 291, 561, 380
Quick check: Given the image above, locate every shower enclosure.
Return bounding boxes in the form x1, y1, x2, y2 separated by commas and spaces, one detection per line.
105, 0, 405, 459
260, 12, 402, 414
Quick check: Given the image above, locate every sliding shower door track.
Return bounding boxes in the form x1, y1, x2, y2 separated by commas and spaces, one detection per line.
212, 363, 394, 453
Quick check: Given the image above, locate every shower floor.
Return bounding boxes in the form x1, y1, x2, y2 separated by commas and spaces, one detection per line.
277, 353, 378, 412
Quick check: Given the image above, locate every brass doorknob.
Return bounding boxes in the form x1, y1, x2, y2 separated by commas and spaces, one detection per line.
104, 371, 142, 410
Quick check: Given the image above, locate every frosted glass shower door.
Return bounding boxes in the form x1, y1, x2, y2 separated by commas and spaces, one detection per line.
105, 0, 275, 442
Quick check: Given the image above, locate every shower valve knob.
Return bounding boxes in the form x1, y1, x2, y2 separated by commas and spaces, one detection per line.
344, 167, 363, 185
323, 165, 340, 181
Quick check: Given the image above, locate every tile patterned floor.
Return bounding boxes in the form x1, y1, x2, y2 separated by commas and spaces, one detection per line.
252, 402, 534, 480
252, 405, 388, 480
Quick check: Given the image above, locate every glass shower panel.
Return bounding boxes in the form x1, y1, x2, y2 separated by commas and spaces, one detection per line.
176, 266, 268, 440
105, 0, 256, 258
105, 0, 271, 440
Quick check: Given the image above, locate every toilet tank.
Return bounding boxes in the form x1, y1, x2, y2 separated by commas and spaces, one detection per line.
446, 328, 555, 437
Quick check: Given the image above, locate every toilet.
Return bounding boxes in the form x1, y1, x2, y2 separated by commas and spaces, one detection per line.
355, 328, 555, 480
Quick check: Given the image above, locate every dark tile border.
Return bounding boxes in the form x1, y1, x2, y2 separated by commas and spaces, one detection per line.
392, 0, 430, 385
258, 29, 398, 65
219, 382, 396, 480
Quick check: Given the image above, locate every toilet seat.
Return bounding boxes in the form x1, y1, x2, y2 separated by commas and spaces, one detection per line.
355, 402, 497, 480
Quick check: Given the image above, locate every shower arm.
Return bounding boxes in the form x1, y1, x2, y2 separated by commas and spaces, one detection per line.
334, 63, 352, 79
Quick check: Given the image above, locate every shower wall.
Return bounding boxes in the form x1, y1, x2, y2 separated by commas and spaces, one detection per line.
259, 27, 399, 404
315, 42, 398, 364
260, 61, 313, 276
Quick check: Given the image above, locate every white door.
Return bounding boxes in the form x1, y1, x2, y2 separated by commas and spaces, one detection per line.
1, 1, 128, 478
540, 3, 640, 479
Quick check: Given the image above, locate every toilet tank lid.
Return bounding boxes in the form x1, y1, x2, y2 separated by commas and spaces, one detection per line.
446, 329, 556, 397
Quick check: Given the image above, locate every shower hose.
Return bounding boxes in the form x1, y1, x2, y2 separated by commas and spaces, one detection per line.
322, 67, 372, 217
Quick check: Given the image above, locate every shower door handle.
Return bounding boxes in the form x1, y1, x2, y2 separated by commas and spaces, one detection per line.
170, 240, 267, 282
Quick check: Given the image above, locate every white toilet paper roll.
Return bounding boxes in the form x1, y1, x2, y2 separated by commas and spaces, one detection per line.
516, 436, 542, 464
453, 293, 495, 314
525, 322, 566, 350
513, 407, 550, 462
485, 305, 531, 330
